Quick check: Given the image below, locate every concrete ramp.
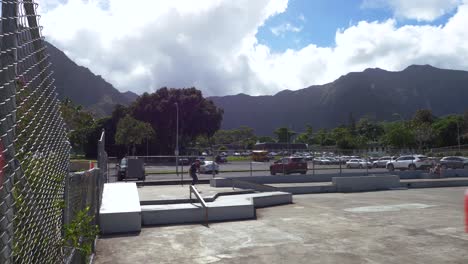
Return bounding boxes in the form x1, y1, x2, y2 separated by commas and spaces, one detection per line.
141, 191, 292, 226
99, 182, 142, 234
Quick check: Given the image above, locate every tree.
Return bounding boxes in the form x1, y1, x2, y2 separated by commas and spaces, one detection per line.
356, 118, 384, 142
257, 136, 275, 143
60, 99, 97, 156
315, 128, 335, 146
413, 123, 435, 150
432, 115, 463, 147
413, 109, 434, 125
382, 122, 415, 149
131, 87, 223, 154
212, 126, 256, 148
274, 127, 296, 143
295, 125, 315, 145
115, 115, 155, 155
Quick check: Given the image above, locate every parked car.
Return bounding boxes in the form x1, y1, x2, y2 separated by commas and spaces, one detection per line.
386, 155, 432, 171
373, 156, 394, 168
241, 151, 251, 157
178, 158, 190, 165
117, 157, 128, 181
438, 156, 468, 169
346, 159, 372, 169
199, 161, 219, 174
270, 157, 308, 175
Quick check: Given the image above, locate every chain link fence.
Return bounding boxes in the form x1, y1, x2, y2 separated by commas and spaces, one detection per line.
0, 1, 107, 263
128, 146, 458, 182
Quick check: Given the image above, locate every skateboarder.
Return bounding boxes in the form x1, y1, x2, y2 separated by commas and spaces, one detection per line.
189, 159, 200, 185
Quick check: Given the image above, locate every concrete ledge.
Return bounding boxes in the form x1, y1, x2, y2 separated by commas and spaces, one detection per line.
100, 183, 141, 234
274, 184, 336, 194
333, 175, 400, 193
142, 204, 206, 225
139, 189, 255, 205
248, 192, 293, 208
211, 173, 403, 187
141, 198, 254, 225
402, 178, 468, 189
140, 191, 291, 226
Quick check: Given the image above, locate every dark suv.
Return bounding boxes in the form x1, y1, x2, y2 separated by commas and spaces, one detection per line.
270, 157, 308, 175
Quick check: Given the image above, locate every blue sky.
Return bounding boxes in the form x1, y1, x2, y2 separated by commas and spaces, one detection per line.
257, 0, 457, 52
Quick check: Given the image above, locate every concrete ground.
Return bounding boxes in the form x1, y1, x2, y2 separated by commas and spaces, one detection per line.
95, 187, 468, 264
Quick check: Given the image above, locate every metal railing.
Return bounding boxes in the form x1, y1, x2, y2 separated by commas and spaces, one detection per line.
189, 185, 208, 226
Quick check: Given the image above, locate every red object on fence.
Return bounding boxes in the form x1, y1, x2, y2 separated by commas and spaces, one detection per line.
89, 160, 94, 170
465, 190, 468, 233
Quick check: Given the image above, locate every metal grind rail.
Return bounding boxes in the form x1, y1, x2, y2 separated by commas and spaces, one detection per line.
189, 185, 209, 226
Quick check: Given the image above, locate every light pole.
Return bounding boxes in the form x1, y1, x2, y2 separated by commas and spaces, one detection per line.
175, 103, 179, 178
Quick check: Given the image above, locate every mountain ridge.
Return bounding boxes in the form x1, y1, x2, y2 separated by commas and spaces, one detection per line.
47, 42, 137, 116
209, 64, 468, 135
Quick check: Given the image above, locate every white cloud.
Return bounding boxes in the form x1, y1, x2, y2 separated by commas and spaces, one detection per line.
37, 0, 468, 96
362, 0, 463, 21
298, 14, 306, 22
270, 22, 302, 36
248, 3, 468, 93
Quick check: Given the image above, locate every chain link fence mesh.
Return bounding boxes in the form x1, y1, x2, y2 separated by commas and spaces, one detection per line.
0, 0, 76, 263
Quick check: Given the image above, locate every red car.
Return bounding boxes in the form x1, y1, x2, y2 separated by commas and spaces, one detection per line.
270, 157, 308, 175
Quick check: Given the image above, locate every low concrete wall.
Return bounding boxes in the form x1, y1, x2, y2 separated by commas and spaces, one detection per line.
211, 173, 399, 187
332, 175, 400, 193
274, 185, 337, 195
250, 192, 293, 208
402, 179, 468, 189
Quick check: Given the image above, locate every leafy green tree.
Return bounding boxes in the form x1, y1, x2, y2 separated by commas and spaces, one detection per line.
413, 123, 435, 150
212, 126, 256, 148
115, 115, 155, 155
382, 122, 415, 149
316, 128, 335, 146
432, 115, 463, 147
257, 136, 275, 143
413, 109, 434, 125
356, 118, 384, 142
295, 125, 315, 144
274, 127, 296, 143
131, 87, 223, 154
60, 99, 97, 155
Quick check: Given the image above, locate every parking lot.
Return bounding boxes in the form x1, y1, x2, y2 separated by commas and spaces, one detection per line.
95, 186, 468, 264
109, 161, 389, 182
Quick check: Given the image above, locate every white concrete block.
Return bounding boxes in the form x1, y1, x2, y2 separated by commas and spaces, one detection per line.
99, 182, 142, 234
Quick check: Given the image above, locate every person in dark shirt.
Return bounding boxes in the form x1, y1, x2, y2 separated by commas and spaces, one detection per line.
189, 159, 200, 185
